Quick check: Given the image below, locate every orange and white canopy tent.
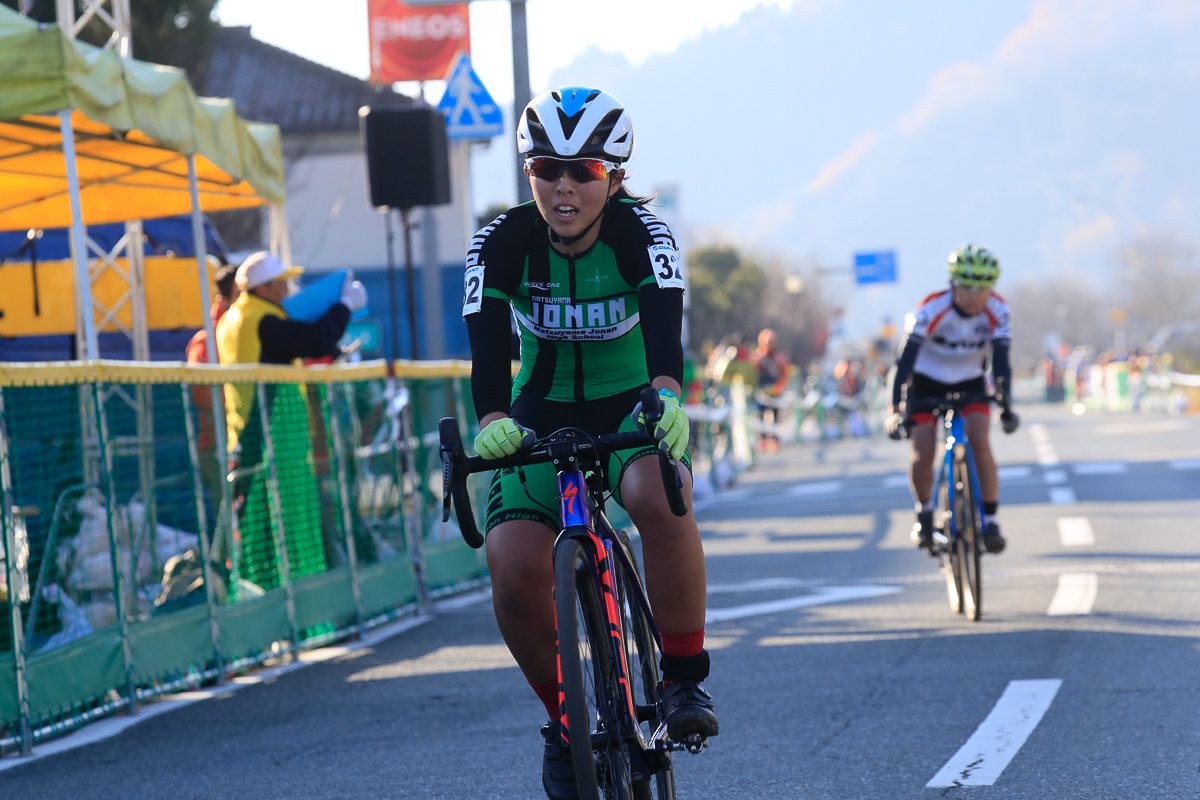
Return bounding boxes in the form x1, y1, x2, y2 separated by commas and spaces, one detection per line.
0, 5, 285, 231
0, 5, 286, 358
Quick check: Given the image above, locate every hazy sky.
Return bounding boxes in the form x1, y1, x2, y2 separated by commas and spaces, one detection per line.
214, 0, 801, 103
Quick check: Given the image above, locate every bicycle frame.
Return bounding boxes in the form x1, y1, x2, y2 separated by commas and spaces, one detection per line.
929, 408, 984, 553
552, 451, 666, 758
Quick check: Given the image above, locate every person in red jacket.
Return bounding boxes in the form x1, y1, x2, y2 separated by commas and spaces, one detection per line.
187, 261, 238, 509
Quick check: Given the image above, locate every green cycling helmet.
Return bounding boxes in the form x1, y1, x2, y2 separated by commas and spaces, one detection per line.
947, 244, 1000, 287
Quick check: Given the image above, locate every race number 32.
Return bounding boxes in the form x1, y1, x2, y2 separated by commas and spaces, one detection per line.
462, 264, 484, 315
648, 244, 685, 290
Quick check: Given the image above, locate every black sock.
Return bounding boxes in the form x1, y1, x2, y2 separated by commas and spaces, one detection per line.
983, 501, 998, 516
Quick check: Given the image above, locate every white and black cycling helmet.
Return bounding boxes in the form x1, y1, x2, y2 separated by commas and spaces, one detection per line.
517, 87, 634, 163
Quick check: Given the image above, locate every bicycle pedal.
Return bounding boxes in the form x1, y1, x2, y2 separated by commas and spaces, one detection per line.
679, 733, 709, 755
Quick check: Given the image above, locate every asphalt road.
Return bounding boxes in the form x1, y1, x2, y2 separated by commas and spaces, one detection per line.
3, 403, 1198, 799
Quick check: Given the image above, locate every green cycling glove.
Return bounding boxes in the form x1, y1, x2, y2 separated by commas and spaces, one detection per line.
474, 417, 535, 460
637, 389, 690, 462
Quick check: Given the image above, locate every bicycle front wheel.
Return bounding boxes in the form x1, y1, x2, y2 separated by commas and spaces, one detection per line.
614, 532, 676, 800
954, 455, 983, 621
938, 464, 964, 615
555, 537, 635, 800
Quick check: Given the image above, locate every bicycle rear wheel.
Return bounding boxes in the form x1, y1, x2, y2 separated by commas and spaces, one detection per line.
555, 537, 635, 800
614, 532, 677, 800
954, 455, 983, 621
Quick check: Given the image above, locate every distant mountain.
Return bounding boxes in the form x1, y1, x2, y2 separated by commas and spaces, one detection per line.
472, 0, 1200, 344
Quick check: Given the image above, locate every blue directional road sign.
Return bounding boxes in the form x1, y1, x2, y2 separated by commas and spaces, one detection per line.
436, 53, 504, 140
853, 250, 898, 285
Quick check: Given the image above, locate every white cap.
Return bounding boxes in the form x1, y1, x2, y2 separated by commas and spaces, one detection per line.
236, 251, 303, 290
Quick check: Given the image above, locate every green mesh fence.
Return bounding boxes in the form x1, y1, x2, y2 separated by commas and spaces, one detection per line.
0, 360, 485, 753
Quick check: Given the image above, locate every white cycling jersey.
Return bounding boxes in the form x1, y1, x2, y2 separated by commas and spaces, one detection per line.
904, 289, 1012, 385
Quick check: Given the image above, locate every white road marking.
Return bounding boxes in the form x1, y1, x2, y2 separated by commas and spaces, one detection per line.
927, 679, 1063, 787
1047, 573, 1098, 616
1168, 459, 1200, 470
705, 585, 900, 623
1073, 462, 1128, 475
997, 465, 1032, 479
882, 473, 910, 488
1029, 424, 1049, 443
1048, 486, 1077, 505
1042, 469, 1067, 484
1035, 443, 1059, 466
787, 480, 843, 496
1057, 517, 1095, 547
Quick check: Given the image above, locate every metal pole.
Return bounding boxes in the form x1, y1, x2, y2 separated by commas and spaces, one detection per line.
401, 208, 421, 360
326, 385, 364, 636
60, 110, 99, 359
179, 384, 225, 680
420, 206, 444, 359
255, 383, 298, 652
384, 209, 401, 368
186, 157, 234, 622
0, 390, 33, 756
511, 0, 533, 204
92, 381, 137, 714
187, 157, 217, 366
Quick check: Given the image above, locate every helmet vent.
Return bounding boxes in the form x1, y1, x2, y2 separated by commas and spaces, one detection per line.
558, 107, 583, 139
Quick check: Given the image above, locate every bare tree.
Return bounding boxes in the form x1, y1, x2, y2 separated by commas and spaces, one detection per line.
1118, 232, 1200, 350
1006, 276, 1109, 370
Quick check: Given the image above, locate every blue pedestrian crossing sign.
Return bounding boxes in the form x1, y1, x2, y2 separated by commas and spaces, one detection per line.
437, 53, 504, 140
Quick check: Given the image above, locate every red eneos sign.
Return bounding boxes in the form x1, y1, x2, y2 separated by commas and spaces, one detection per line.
368, 0, 471, 84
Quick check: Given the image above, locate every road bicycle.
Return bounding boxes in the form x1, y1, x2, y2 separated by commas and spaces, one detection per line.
908, 393, 994, 622
439, 387, 703, 799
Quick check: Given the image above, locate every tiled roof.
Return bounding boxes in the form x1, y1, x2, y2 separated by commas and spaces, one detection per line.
192, 27, 412, 134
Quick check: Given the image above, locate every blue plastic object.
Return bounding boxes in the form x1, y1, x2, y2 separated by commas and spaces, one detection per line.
282, 268, 368, 322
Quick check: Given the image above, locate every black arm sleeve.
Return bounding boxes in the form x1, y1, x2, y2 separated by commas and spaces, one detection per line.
992, 339, 1012, 384
992, 338, 1013, 404
466, 296, 515, 422
637, 284, 684, 385
888, 334, 923, 408
258, 303, 350, 364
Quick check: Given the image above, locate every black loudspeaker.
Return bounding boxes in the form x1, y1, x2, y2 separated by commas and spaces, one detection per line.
359, 106, 452, 208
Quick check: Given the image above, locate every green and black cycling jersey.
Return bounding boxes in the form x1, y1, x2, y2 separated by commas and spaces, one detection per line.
463, 198, 686, 424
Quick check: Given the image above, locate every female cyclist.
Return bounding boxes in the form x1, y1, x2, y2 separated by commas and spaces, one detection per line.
462, 87, 719, 799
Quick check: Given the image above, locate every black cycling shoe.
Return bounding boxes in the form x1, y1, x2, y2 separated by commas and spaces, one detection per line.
983, 520, 1007, 554
540, 722, 579, 800
911, 511, 935, 552
661, 681, 720, 740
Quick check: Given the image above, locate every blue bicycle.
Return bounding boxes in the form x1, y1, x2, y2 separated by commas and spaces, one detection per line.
916, 393, 993, 621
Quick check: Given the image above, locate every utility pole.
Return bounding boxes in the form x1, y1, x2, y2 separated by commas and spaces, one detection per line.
511, 0, 532, 203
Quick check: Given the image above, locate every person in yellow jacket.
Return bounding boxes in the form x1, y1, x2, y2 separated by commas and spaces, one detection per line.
216, 251, 366, 454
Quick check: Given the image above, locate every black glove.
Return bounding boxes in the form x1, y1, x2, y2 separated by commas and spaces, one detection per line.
1000, 408, 1020, 434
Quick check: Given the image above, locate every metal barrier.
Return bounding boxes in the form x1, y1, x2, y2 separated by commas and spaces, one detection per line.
0, 359, 486, 756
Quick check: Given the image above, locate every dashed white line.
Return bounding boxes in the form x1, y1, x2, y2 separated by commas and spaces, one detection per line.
1073, 462, 1128, 475
1048, 486, 1077, 505
1047, 573, 1098, 616
1057, 516, 1095, 547
882, 473, 910, 488
997, 465, 1033, 479
1168, 459, 1200, 471
787, 480, 843, 496
927, 679, 1063, 787
1042, 469, 1067, 484
705, 585, 900, 623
